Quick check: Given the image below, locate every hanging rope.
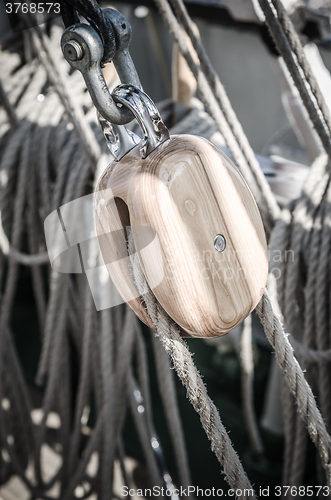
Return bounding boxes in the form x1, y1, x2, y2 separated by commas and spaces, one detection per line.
269, 0, 331, 137
267, 151, 331, 488
0, 25, 192, 497
167, 0, 281, 228
128, 231, 257, 499
258, 0, 331, 159
256, 290, 331, 485
240, 315, 264, 455
25, 14, 102, 167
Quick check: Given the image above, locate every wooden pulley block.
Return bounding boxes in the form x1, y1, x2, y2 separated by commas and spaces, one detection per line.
94, 85, 268, 338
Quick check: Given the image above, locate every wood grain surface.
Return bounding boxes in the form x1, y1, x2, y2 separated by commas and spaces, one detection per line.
94, 134, 268, 338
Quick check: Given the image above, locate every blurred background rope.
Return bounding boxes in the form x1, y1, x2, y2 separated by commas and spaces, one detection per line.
156, 0, 331, 489
0, 23, 191, 498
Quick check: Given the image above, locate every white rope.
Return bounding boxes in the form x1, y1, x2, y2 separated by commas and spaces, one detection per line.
167, 0, 281, 228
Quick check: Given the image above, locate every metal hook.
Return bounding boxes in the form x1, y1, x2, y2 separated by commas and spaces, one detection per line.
112, 85, 170, 158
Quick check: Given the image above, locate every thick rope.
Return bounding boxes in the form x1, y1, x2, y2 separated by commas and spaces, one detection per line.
268, 151, 331, 487
2, 2, 331, 496
25, 16, 101, 168
152, 335, 193, 491
0, 78, 19, 129
128, 232, 256, 498
271, 0, 331, 137
155, 1, 331, 484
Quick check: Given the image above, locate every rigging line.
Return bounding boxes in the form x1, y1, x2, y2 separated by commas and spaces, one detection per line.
258, 0, 331, 160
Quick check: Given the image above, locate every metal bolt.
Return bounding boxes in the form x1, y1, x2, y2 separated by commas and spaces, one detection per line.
63, 40, 84, 61
214, 234, 226, 252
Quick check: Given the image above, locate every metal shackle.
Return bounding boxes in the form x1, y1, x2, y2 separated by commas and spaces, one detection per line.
61, 9, 141, 125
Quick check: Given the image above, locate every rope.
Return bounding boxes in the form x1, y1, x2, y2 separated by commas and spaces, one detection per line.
268, 151, 331, 487
128, 231, 256, 498
2, 1, 331, 496
251, 2, 331, 485
167, 0, 280, 227
25, 15, 102, 168
240, 315, 264, 454
58, 0, 117, 66
0, 78, 19, 129
270, 0, 331, 137
0, 216, 49, 265
256, 291, 331, 484
155, 0, 331, 485
154, 0, 278, 234
289, 339, 331, 363
281, 383, 296, 488
152, 335, 193, 492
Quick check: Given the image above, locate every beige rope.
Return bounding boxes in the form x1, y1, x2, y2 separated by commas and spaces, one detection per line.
152, 335, 193, 491
128, 231, 256, 498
